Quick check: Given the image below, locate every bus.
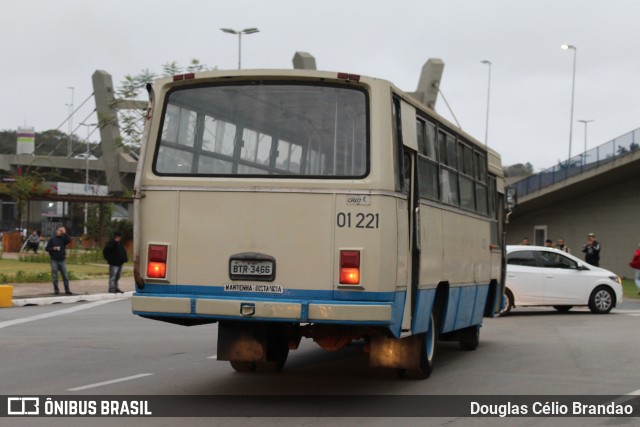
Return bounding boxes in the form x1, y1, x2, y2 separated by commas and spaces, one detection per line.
131, 63, 508, 378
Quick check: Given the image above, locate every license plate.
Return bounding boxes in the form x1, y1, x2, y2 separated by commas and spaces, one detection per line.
230, 260, 273, 276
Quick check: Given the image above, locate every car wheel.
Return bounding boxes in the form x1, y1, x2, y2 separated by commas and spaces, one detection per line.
553, 305, 573, 313
499, 289, 514, 316
588, 286, 615, 314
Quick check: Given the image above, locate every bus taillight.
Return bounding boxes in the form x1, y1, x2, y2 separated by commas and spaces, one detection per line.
339, 250, 360, 285
147, 244, 168, 279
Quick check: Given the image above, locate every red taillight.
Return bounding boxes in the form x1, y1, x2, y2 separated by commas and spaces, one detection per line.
147, 245, 167, 278
337, 72, 361, 82
172, 73, 195, 81
147, 262, 166, 278
340, 250, 360, 285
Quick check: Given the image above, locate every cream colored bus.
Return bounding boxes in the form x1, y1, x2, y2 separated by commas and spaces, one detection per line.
132, 65, 507, 378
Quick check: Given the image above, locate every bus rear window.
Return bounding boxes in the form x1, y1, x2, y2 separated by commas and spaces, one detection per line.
153, 83, 368, 178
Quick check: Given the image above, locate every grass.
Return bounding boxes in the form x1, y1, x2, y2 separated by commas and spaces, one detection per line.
622, 279, 639, 300
0, 251, 133, 284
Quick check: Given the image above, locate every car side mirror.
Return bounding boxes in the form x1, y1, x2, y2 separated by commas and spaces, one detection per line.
577, 264, 590, 271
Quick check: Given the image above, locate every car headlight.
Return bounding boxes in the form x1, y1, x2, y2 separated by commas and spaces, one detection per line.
609, 275, 622, 285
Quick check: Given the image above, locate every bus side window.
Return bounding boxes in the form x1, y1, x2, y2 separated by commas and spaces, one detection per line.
392, 98, 405, 193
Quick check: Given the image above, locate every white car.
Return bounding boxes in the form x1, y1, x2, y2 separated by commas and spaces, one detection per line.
502, 245, 623, 315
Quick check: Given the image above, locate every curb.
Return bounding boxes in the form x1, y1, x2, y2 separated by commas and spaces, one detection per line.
12, 292, 134, 307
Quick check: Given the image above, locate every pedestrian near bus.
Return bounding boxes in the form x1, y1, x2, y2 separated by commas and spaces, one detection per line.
629, 243, 640, 295
103, 231, 128, 293
25, 230, 41, 253
582, 232, 601, 267
45, 226, 73, 295
556, 238, 571, 253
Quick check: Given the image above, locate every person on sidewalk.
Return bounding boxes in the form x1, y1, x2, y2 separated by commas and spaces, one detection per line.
582, 232, 601, 267
45, 226, 73, 295
25, 230, 41, 253
103, 231, 128, 293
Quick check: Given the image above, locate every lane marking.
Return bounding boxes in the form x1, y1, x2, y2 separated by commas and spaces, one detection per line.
613, 389, 640, 405
68, 373, 154, 391
0, 300, 118, 329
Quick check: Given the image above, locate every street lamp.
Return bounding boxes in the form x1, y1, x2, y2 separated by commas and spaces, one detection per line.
79, 122, 96, 235
561, 44, 577, 164
220, 27, 260, 69
578, 119, 594, 165
480, 60, 492, 147
66, 86, 74, 157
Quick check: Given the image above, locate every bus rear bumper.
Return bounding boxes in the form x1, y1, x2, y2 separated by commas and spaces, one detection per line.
131, 294, 394, 324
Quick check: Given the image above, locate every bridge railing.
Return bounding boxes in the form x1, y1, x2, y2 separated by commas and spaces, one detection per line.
514, 127, 640, 198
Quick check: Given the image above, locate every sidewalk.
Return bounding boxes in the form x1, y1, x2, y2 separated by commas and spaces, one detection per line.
11, 277, 135, 307
1, 251, 134, 307
9, 277, 135, 307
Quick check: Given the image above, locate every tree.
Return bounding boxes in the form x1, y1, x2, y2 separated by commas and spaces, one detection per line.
116, 59, 214, 151
504, 162, 534, 178
0, 170, 57, 229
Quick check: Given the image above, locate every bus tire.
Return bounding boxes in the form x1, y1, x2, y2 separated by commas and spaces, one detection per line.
402, 313, 437, 379
258, 327, 291, 372
458, 325, 480, 351
258, 346, 289, 372
230, 361, 257, 372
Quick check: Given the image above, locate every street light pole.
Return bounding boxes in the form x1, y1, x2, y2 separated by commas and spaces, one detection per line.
578, 119, 594, 165
79, 122, 95, 236
66, 86, 74, 157
220, 27, 260, 69
481, 60, 492, 148
561, 44, 577, 164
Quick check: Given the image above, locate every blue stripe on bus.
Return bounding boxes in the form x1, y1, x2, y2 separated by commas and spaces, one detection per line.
440, 284, 490, 333
411, 288, 437, 334
133, 287, 407, 337
137, 283, 397, 302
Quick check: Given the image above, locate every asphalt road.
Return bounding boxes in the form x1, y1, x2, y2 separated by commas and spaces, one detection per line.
1, 300, 640, 426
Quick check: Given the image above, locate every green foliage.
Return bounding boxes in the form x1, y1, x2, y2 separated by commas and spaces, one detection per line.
503, 162, 534, 178
0, 171, 57, 228
116, 59, 214, 149
19, 249, 106, 264
0, 269, 81, 284
110, 220, 133, 240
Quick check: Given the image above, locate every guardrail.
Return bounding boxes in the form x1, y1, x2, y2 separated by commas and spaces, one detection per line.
514, 127, 640, 198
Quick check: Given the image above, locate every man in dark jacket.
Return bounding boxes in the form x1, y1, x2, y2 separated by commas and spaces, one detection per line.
582, 232, 601, 266
45, 226, 73, 295
103, 231, 128, 293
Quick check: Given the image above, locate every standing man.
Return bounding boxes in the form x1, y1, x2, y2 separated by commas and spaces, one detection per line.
45, 226, 73, 295
556, 238, 571, 253
103, 231, 128, 293
582, 232, 601, 266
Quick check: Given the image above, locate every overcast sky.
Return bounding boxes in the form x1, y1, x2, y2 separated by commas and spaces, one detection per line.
1, 0, 639, 170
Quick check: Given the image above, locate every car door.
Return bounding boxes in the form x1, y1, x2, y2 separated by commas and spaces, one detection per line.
537, 250, 589, 304
506, 250, 546, 305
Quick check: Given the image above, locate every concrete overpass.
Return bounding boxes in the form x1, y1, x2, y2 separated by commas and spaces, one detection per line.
508, 127, 640, 277
0, 70, 141, 194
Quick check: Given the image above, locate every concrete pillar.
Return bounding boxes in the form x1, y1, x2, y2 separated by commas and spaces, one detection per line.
410, 58, 444, 110
92, 70, 124, 194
